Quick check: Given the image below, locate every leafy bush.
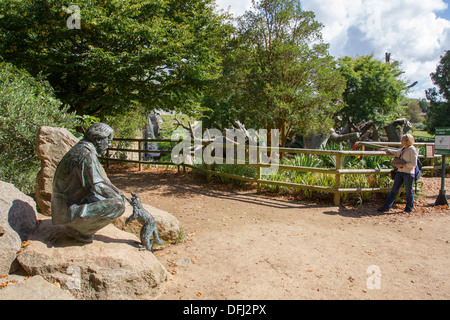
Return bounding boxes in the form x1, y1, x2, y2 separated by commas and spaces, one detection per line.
215, 164, 257, 186
0, 61, 76, 193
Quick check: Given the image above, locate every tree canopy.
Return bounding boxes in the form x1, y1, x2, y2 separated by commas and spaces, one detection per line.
425, 50, 450, 134
0, 0, 232, 117
202, 0, 345, 146
337, 55, 409, 133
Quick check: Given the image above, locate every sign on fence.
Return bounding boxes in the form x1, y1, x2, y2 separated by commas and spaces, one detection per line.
435, 127, 450, 156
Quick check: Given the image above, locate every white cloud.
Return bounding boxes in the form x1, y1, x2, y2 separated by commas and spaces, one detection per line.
304, 0, 450, 99
216, 0, 450, 99
215, 0, 253, 17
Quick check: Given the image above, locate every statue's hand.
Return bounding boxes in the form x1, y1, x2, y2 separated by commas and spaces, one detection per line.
123, 195, 132, 203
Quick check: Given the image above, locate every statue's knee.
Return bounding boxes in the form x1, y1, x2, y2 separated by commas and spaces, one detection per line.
111, 198, 126, 217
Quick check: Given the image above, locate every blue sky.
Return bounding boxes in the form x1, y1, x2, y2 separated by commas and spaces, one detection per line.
436, 0, 450, 20
216, 0, 450, 100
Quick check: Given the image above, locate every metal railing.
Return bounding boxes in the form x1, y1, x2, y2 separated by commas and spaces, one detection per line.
100, 138, 448, 205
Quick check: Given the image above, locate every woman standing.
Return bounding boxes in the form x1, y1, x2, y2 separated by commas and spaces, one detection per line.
377, 134, 418, 213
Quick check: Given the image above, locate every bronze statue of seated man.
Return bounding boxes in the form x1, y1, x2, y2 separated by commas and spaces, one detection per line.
51, 123, 125, 243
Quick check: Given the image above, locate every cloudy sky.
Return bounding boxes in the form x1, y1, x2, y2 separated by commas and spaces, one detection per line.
216, 0, 450, 100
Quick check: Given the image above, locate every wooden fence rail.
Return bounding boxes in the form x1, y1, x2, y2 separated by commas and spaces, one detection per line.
100, 138, 449, 205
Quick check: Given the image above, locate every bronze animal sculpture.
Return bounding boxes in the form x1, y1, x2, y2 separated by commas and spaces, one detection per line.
125, 193, 163, 253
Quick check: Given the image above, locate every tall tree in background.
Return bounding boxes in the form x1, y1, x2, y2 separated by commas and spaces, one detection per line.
425, 50, 450, 134
202, 0, 345, 146
0, 0, 232, 117
406, 100, 425, 124
337, 55, 409, 140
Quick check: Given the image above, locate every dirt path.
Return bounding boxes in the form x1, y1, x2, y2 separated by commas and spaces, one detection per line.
107, 166, 450, 300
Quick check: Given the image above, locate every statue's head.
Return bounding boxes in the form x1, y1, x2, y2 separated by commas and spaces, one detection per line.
84, 123, 114, 155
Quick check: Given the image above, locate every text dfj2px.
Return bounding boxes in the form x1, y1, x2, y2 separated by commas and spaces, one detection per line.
183, 304, 267, 317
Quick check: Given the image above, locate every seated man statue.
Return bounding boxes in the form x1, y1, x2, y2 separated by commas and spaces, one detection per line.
51, 123, 126, 243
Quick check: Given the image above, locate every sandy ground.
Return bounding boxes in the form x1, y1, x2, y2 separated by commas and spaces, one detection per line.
107, 165, 450, 300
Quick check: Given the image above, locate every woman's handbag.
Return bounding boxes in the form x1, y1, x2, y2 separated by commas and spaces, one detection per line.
390, 167, 398, 179
392, 157, 407, 166
390, 156, 406, 179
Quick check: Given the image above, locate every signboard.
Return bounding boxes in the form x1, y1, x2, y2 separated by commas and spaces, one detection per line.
425, 144, 434, 158
435, 127, 450, 156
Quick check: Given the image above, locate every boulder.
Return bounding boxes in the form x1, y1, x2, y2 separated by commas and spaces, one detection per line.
0, 275, 75, 300
35, 126, 79, 215
0, 181, 38, 275
16, 219, 168, 300
114, 203, 180, 243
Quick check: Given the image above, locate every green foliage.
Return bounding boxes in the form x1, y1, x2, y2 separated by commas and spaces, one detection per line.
215, 164, 257, 186
425, 51, 450, 134
418, 98, 430, 113
0, 0, 232, 118
338, 55, 408, 129
405, 100, 425, 123
429, 50, 450, 102
271, 151, 391, 203
75, 115, 100, 132
104, 106, 146, 140
425, 100, 450, 135
0, 61, 76, 193
71, 114, 100, 138
202, 0, 345, 144
287, 153, 322, 169
104, 105, 147, 160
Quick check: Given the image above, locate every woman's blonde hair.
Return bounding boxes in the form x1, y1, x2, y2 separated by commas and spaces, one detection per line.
402, 133, 415, 146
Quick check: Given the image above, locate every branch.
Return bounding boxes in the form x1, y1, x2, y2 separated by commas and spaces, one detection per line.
329, 129, 360, 143
173, 115, 195, 139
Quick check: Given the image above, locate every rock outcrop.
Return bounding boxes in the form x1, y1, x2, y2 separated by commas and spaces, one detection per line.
0, 275, 75, 300
16, 220, 168, 300
0, 181, 38, 274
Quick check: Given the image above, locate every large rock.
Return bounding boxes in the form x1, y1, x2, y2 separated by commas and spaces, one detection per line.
114, 203, 181, 243
35, 126, 79, 215
16, 219, 168, 300
0, 181, 38, 275
0, 275, 75, 300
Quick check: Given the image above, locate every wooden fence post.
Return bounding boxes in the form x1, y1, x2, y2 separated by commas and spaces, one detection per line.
334, 154, 342, 206
106, 149, 110, 168
138, 141, 142, 171
257, 146, 261, 193
206, 164, 211, 181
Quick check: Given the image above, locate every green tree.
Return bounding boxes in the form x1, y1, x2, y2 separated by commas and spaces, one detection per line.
0, 61, 76, 193
418, 98, 429, 113
425, 50, 450, 134
0, 0, 231, 117
337, 55, 408, 136
202, 0, 345, 146
406, 100, 425, 123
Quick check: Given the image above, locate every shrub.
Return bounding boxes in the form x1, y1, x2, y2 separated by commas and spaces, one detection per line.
0, 61, 76, 193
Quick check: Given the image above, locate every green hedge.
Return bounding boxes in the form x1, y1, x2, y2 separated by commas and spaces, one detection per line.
0, 61, 76, 193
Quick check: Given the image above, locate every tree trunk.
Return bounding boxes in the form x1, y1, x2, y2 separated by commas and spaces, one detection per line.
329, 130, 360, 147
303, 129, 360, 149
303, 132, 330, 149
384, 118, 412, 142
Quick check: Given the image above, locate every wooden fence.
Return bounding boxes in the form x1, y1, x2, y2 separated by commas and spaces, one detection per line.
100, 138, 448, 205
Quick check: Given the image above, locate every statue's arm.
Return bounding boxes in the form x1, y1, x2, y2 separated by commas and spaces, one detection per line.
82, 154, 124, 200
